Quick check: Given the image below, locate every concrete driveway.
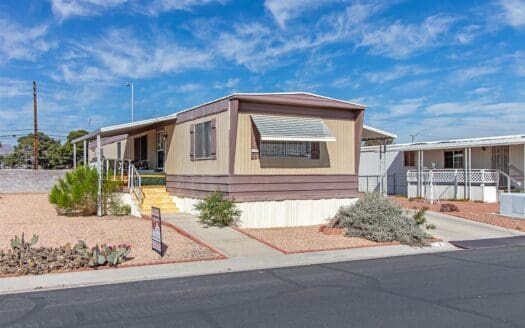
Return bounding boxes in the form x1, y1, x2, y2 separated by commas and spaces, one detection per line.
424, 211, 524, 241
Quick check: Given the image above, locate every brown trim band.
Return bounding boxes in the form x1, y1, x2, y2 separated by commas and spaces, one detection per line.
238, 101, 359, 120
167, 174, 359, 202
176, 99, 229, 124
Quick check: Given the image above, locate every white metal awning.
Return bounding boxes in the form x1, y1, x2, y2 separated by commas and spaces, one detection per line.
251, 114, 336, 142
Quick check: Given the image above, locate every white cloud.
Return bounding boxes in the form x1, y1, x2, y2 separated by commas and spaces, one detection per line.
147, 0, 225, 15
331, 77, 359, 89
450, 66, 499, 82
426, 101, 525, 115
359, 15, 457, 59
49, 0, 128, 20
0, 79, 33, 98
0, 18, 53, 63
55, 29, 213, 81
214, 78, 239, 89
264, 0, 341, 29
364, 65, 433, 84
212, 23, 319, 71
176, 83, 203, 93
499, 0, 525, 27
388, 98, 424, 117
456, 24, 482, 44
49, 0, 225, 19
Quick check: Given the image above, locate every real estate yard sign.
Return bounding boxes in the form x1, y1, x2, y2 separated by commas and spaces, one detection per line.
151, 207, 163, 256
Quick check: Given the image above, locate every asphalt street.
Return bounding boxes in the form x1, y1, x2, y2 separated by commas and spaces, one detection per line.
1, 245, 525, 328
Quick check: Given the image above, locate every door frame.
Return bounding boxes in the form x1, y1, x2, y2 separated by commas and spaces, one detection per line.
156, 130, 166, 172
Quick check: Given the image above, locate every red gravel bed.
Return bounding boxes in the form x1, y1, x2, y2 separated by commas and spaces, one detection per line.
0, 194, 220, 272
239, 225, 397, 254
392, 197, 525, 231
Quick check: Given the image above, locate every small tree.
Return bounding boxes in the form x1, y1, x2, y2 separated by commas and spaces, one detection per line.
194, 192, 242, 227
49, 166, 127, 216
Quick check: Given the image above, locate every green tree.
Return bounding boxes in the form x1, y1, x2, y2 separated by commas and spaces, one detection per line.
61, 130, 89, 166
11, 133, 62, 168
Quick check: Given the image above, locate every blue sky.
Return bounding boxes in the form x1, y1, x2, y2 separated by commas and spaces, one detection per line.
1, 0, 525, 145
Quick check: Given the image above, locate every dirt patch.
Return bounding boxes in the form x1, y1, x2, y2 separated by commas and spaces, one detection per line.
0, 194, 220, 272
392, 197, 525, 232
239, 225, 396, 254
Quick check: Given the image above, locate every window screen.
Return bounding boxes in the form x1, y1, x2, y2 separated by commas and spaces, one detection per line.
260, 141, 313, 158
194, 121, 212, 159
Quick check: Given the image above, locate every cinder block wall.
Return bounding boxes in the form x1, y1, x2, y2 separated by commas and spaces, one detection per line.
0, 170, 70, 193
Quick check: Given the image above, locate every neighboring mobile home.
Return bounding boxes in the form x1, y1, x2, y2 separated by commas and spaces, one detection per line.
73, 92, 375, 228
360, 135, 525, 202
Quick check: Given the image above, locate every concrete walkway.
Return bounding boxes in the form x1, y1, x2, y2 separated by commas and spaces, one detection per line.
0, 241, 455, 295
163, 213, 280, 258
425, 211, 524, 241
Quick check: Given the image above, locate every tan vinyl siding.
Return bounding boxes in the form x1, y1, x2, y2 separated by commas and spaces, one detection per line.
166, 111, 229, 175
234, 112, 356, 175
88, 140, 127, 162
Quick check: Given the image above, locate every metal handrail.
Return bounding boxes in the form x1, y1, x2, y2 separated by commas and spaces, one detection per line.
129, 164, 142, 204
498, 170, 522, 193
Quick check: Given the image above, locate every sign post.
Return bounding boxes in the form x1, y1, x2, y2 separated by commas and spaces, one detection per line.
151, 207, 163, 256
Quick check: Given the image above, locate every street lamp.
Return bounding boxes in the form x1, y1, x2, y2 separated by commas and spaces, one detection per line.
409, 128, 430, 143
125, 83, 134, 124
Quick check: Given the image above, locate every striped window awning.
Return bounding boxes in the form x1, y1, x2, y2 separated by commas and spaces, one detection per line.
251, 114, 336, 142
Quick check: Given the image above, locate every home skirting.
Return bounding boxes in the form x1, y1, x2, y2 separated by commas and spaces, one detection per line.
172, 196, 358, 228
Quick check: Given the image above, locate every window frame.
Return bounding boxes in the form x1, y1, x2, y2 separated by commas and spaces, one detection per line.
259, 140, 319, 159
404, 151, 416, 167
193, 120, 213, 160
444, 150, 464, 169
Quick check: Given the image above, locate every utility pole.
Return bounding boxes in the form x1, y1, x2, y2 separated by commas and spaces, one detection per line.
33, 81, 38, 170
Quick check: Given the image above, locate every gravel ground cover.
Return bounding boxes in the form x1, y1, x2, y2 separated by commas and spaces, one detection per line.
239, 226, 395, 254
0, 193, 220, 272
393, 197, 525, 231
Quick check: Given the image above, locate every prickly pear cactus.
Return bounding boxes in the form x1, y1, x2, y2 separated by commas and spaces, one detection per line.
1, 236, 132, 276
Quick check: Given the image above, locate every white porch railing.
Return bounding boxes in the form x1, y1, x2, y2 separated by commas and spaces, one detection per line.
407, 169, 499, 185
407, 169, 522, 194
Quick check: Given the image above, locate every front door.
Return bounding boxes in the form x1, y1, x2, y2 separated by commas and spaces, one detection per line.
156, 131, 165, 172
492, 146, 509, 185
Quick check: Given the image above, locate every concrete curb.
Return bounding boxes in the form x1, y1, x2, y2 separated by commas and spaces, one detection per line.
425, 210, 525, 235
0, 242, 457, 295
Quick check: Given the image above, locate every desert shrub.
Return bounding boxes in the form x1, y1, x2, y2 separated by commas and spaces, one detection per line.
333, 193, 429, 246
194, 192, 241, 227
110, 203, 131, 216
0, 234, 131, 275
49, 166, 126, 216
440, 203, 459, 213
412, 207, 435, 230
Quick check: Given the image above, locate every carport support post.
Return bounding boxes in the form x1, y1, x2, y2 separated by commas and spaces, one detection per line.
378, 143, 383, 195
83, 140, 87, 166
464, 147, 468, 200
382, 142, 388, 197
96, 134, 102, 217
73, 143, 77, 169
